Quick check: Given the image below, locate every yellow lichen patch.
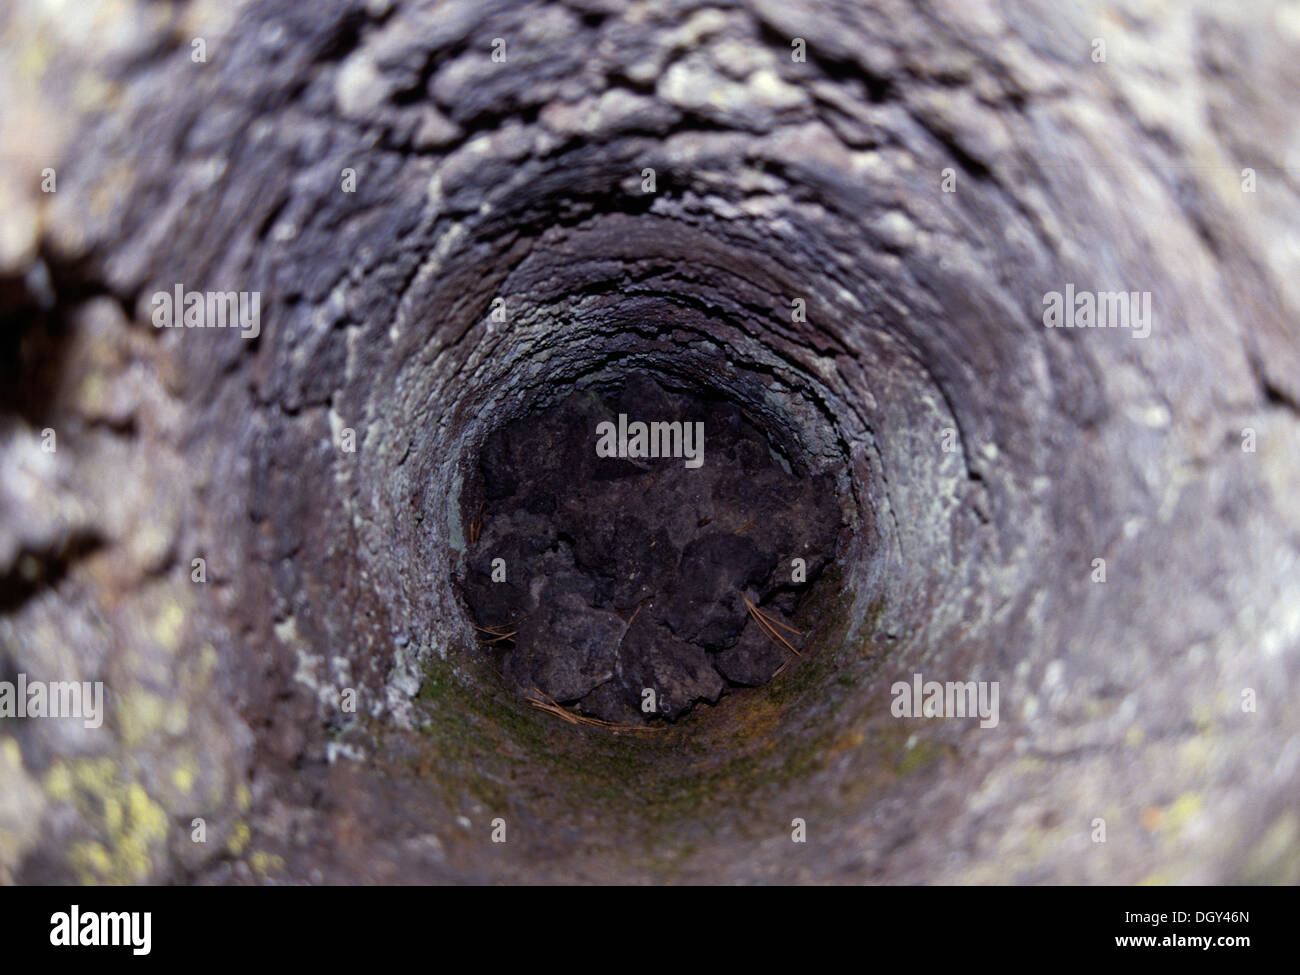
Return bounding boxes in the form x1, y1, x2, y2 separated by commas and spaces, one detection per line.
50, 759, 169, 884
44, 762, 74, 802
152, 603, 186, 653
1140, 793, 1202, 840
103, 796, 123, 834
1163, 793, 1202, 833
236, 783, 252, 812
63, 757, 116, 797
172, 763, 196, 796
117, 686, 168, 747
198, 643, 219, 678
116, 787, 169, 882
228, 821, 251, 856
68, 841, 113, 883
249, 851, 285, 878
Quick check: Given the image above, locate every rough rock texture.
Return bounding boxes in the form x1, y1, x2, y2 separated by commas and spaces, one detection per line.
460, 377, 839, 722
1, 0, 1299, 884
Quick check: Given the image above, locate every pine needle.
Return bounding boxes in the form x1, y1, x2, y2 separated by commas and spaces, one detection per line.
755, 607, 802, 636
468, 501, 486, 545
526, 688, 664, 733
744, 597, 802, 656
474, 619, 522, 645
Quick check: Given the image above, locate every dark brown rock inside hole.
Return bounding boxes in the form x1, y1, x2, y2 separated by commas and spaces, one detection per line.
459, 375, 843, 723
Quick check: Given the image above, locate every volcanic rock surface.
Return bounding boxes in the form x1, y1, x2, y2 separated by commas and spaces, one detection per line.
1, 0, 1299, 886
461, 376, 842, 722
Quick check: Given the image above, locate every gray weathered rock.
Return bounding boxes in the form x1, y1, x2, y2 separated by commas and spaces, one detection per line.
1, 0, 1298, 884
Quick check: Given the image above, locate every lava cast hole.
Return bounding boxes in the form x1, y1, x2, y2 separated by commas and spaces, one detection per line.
456, 373, 844, 725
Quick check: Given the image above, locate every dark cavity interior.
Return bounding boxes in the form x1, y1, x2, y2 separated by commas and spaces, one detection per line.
458, 374, 844, 724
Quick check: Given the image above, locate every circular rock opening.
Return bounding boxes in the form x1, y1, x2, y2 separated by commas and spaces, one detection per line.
456, 371, 846, 725
12, 0, 1298, 888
